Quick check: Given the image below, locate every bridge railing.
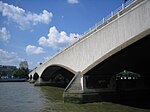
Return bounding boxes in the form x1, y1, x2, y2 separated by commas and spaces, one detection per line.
81, 0, 137, 38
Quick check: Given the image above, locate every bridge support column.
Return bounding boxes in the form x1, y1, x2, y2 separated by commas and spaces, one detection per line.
63, 72, 102, 103
63, 72, 84, 103
63, 72, 117, 103
34, 78, 51, 86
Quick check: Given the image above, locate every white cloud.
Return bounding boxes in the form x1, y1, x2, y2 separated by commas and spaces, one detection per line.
0, 27, 10, 41
0, 1, 53, 29
38, 26, 80, 50
0, 49, 23, 66
25, 45, 44, 55
67, 0, 79, 4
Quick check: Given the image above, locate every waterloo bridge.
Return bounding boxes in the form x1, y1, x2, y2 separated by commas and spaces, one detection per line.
28, 0, 150, 103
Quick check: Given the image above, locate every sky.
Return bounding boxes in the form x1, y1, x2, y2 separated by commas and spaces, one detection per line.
0, 0, 123, 69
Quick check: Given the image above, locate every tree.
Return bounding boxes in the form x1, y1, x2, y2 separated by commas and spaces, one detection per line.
22, 68, 29, 79
12, 68, 29, 79
0, 71, 7, 78
0, 71, 2, 78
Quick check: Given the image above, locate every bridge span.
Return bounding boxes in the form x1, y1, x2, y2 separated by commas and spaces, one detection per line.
29, 0, 150, 103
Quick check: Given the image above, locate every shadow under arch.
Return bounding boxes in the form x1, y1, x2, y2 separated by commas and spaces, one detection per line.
51, 64, 77, 75
33, 73, 39, 81
40, 65, 75, 88
29, 75, 32, 80
83, 34, 150, 109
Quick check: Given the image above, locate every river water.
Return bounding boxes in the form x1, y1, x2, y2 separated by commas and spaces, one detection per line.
0, 82, 150, 112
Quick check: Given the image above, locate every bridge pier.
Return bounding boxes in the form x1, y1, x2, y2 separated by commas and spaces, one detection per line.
63, 72, 116, 103
63, 70, 150, 103
63, 72, 84, 103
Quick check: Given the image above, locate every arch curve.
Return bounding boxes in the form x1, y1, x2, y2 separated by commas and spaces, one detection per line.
48, 64, 76, 74
40, 65, 75, 87
33, 73, 39, 81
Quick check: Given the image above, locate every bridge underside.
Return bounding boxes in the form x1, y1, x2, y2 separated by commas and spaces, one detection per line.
64, 34, 150, 104
35, 66, 74, 87
85, 34, 150, 89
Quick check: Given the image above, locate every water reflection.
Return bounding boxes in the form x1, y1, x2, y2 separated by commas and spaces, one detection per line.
38, 86, 150, 112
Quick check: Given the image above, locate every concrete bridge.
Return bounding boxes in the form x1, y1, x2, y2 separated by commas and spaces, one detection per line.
29, 0, 150, 103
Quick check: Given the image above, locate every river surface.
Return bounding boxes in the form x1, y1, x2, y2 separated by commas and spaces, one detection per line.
0, 82, 150, 112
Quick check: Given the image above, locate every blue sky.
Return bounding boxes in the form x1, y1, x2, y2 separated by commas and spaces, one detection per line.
0, 0, 123, 69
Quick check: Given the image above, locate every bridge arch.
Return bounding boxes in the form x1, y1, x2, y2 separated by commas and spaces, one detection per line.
40, 64, 75, 87
33, 73, 39, 81
49, 64, 77, 74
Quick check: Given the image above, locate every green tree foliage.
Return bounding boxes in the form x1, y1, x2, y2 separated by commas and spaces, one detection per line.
0, 71, 7, 78
0, 71, 2, 78
23, 68, 29, 79
12, 68, 29, 79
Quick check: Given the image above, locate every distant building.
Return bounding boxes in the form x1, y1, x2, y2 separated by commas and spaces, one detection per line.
19, 61, 28, 69
0, 65, 17, 78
